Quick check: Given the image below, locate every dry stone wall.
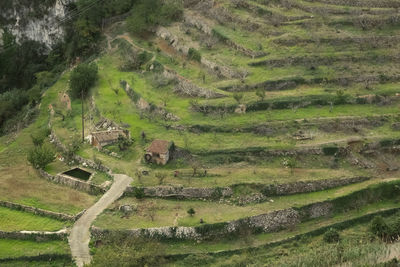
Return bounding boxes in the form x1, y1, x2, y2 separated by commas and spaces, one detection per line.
125, 186, 233, 200
38, 169, 105, 195
0, 200, 75, 221
49, 130, 111, 173
0, 229, 68, 241
260, 176, 371, 197
91, 208, 300, 241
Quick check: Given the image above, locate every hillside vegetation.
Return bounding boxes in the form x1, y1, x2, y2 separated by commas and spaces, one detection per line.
1, 0, 400, 265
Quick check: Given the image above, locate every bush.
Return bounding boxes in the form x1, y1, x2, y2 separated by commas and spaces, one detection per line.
30, 128, 50, 146
370, 216, 391, 241
133, 187, 145, 199
188, 48, 202, 62
187, 208, 196, 217
127, 0, 183, 34
323, 228, 340, 243
69, 63, 98, 99
27, 144, 55, 169
322, 146, 339, 156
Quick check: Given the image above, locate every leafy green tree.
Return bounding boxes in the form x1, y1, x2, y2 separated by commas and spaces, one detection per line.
255, 88, 266, 101
323, 228, 340, 243
188, 48, 202, 62
27, 144, 55, 169
127, 0, 183, 34
233, 93, 244, 104
69, 63, 98, 99
187, 208, 196, 217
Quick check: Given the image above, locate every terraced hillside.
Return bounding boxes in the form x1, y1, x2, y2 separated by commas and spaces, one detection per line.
2, 0, 400, 265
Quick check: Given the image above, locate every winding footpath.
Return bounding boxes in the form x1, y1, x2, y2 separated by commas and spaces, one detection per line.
69, 174, 132, 267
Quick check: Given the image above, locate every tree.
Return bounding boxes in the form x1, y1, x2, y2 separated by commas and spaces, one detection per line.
30, 128, 50, 147
187, 208, 195, 217
27, 144, 55, 169
323, 228, 340, 243
255, 88, 265, 101
287, 157, 297, 174
188, 48, 202, 62
69, 63, 98, 99
118, 135, 132, 151
127, 0, 183, 34
233, 93, 244, 104
155, 172, 167, 185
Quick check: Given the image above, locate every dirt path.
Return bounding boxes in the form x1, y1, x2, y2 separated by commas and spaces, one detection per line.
68, 174, 132, 267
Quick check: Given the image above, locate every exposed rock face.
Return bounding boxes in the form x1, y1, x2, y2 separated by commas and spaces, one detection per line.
1, 0, 74, 48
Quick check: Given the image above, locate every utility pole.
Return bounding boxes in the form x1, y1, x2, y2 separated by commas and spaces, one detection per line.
81, 90, 84, 142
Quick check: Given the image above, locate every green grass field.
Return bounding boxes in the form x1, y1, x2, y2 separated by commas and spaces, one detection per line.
0, 207, 69, 232
0, 239, 70, 259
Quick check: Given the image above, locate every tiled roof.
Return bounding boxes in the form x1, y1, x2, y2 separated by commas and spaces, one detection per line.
146, 140, 171, 154
92, 130, 125, 143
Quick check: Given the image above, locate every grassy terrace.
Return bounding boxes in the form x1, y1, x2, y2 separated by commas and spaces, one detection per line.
0, 73, 97, 214
94, 177, 393, 229
0, 207, 69, 232
162, 200, 400, 256
0, 239, 69, 260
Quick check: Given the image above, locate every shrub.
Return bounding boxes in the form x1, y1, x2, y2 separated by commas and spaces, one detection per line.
322, 146, 339, 156
233, 93, 244, 104
69, 63, 98, 99
255, 88, 266, 101
127, 0, 183, 34
30, 128, 50, 146
133, 187, 145, 199
188, 48, 202, 62
370, 216, 390, 240
187, 208, 196, 217
27, 144, 55, 169
323, 228, 340, 243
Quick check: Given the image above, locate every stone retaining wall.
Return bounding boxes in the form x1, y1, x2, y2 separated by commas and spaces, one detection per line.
49, 130, 111, 174
38, 169, 105, 195
0, 200, 75, 221
124, 176, 369, 203
90, 200, 350, 241
91, 208, 300, 241
259, 176, 371, 197
0, 229, 68, 241
124, 186, 233, 200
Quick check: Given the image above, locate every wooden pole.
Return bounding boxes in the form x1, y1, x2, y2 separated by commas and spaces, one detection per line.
81, 90, 84, 142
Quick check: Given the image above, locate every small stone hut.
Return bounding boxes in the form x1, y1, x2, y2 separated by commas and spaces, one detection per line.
145, 140, 174, 165
90, 129, 130, 150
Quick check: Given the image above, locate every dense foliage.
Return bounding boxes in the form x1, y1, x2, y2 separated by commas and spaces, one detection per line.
127, 0, 183, 34
69, 63, 98, 99
27, 143, 55, 169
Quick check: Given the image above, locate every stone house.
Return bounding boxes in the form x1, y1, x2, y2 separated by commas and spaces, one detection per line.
89, 129, 130, 150
145, 140, 174, 165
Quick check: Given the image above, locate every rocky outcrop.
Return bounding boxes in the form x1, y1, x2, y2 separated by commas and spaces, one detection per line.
0, 200, 76, 221
125, 186, 233, 200
1, 0, 75, 48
